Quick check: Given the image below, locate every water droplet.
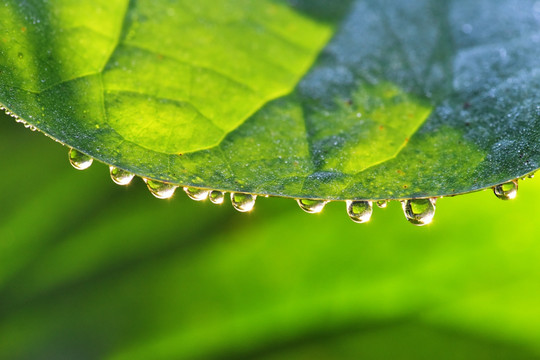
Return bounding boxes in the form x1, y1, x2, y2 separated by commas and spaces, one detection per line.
109, 166, 134, 185
296, 199, 328, 214
209, 190, 225, 205
493, 180, 518, 200
144, 179, 177, 199
184, 187, 209, 201
346, 200, 373, 223
24, 123, 36, 131
376, 200, 388, 209
401, 198, 436, 226
231, 193, 256, 212
18, 52, 23, 59
68, 148, 93, 170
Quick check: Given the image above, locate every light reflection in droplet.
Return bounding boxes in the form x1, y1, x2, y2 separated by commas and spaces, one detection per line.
184, 187, 210, 201
401, 198, 436, 226
376, 200, 388, 209
346, 200, 373, 223
231, 193, 256, 212
109, 166, 135, 185
296, 199, 328, 214
143, 178, 177, 199
68, 148, 93, 170
209, 191, 225, 205
493, 180, 518, 200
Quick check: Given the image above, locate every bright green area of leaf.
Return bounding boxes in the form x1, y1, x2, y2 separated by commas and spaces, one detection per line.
1, 0, 539, 200
0, 0, 332, 154
2, 113, 540, 359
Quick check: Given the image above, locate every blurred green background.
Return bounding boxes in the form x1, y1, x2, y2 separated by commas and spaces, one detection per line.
1, 110, 540, 360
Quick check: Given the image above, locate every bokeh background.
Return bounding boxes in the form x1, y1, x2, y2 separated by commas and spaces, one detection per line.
1, 110, 540, 359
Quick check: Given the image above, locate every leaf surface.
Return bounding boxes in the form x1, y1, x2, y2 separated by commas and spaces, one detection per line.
1, 0, 539, 199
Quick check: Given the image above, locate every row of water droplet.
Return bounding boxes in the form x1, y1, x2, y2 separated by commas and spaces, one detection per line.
69, 148, 257, 212
1, 106, 37, 131
68, 148, 527, 227
297, 198, 435, 226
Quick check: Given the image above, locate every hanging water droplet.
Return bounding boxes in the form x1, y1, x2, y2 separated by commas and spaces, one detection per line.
296, 199, 328, 214
109, 166, 134, 185
493, 180, 518, 200
68, 148, 93, 170
376, 200, 388, 209
22, 121, 37, 131
184, 187, 209, 201
401, 198, 436, 226
144, 178, 177, 199
346, 200, 373, 223
209, 190, 225, 205
231, 193, 256, 212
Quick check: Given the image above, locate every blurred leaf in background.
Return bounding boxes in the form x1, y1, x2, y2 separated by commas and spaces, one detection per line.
2, 111, 540, 359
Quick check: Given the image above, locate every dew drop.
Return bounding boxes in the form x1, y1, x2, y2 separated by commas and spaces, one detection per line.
401, 198, 436, 226
231, 193, 256, 212
143, 179, 177, 199
296, 199, 328, 214
493, 180, 518, 200
209, 190, 225, 205
376, 200, 388, 209
109, 166, 134, 185
346, 200, 373, 223
184, 187, 209, 201
18, 52, 23, 59
68, 148, 93, 170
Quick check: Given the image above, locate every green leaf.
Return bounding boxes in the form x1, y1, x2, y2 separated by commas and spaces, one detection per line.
1, 0, 539, 200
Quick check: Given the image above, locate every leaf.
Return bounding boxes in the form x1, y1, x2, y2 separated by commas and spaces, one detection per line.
1, 0, 539, 200
1, 112, 540, 358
